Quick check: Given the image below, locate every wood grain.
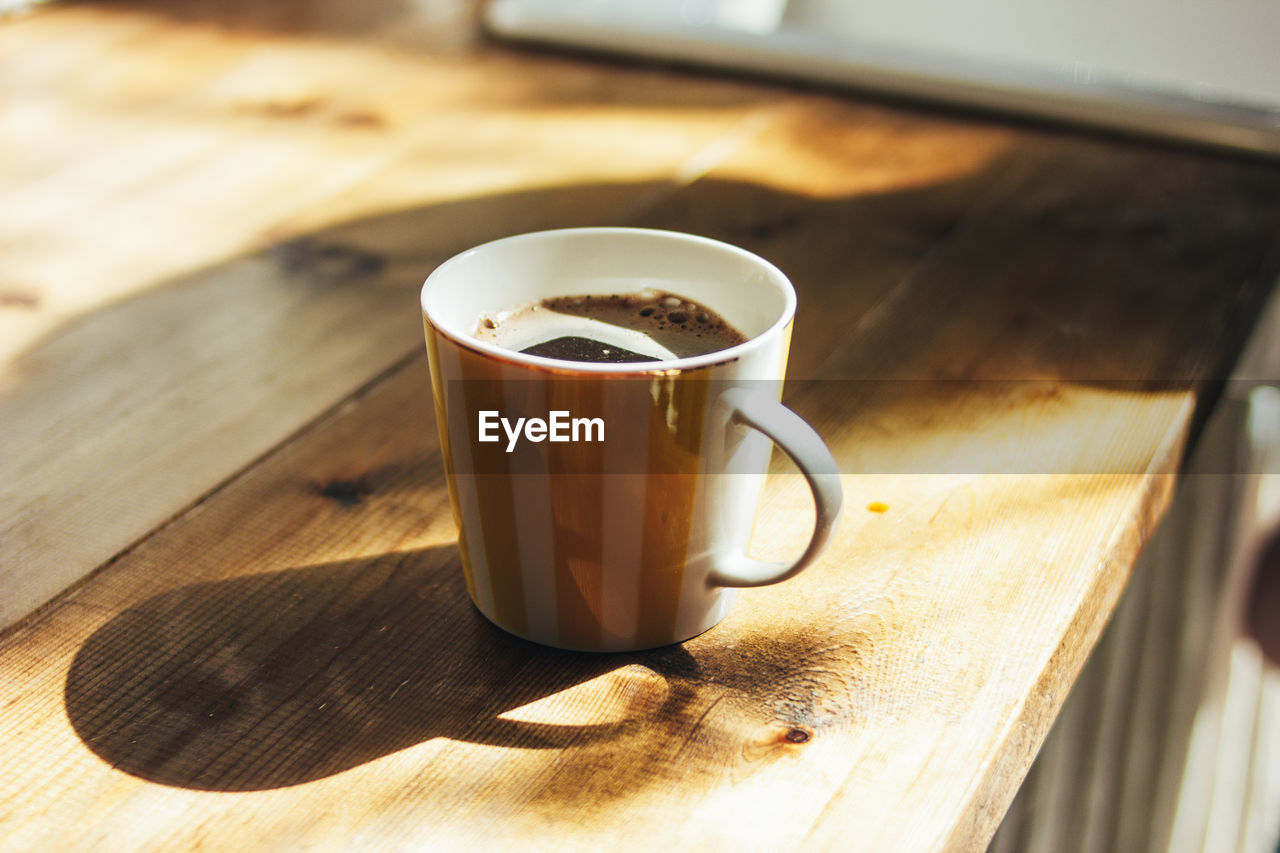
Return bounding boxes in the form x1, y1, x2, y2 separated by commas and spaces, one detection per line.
2, 1, 1280, 851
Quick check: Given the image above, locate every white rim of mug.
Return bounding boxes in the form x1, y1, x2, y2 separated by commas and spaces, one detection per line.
420, 227, 797, 375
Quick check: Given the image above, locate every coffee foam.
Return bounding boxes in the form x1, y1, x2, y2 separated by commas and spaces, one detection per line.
474, 289, 748, 363
474, 301, 679, 361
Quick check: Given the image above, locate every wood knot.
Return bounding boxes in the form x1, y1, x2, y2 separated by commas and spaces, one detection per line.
271, 239, 387, 283
743, 723, 818, 761
742, 212, 801, 241
315, 477, 372, 507
783, 726, 812, 744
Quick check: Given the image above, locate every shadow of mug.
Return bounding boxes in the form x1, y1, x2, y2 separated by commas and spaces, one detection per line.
63, 545, 699, 791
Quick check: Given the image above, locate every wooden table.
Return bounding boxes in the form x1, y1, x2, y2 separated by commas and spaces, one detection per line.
2, 2, 1278, 850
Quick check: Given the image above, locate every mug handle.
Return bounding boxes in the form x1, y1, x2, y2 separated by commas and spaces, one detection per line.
706, 388, 843, 588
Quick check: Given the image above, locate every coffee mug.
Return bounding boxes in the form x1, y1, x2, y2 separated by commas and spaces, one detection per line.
421, 228, 841, 651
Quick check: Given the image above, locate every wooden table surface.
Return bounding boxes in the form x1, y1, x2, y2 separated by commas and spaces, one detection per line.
2, 2, 1279, 850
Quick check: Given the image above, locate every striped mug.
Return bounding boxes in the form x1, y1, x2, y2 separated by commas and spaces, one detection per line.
421, 228, 841, 651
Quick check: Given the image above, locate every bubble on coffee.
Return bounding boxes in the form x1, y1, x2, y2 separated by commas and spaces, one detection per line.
474, 289, 748, 363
